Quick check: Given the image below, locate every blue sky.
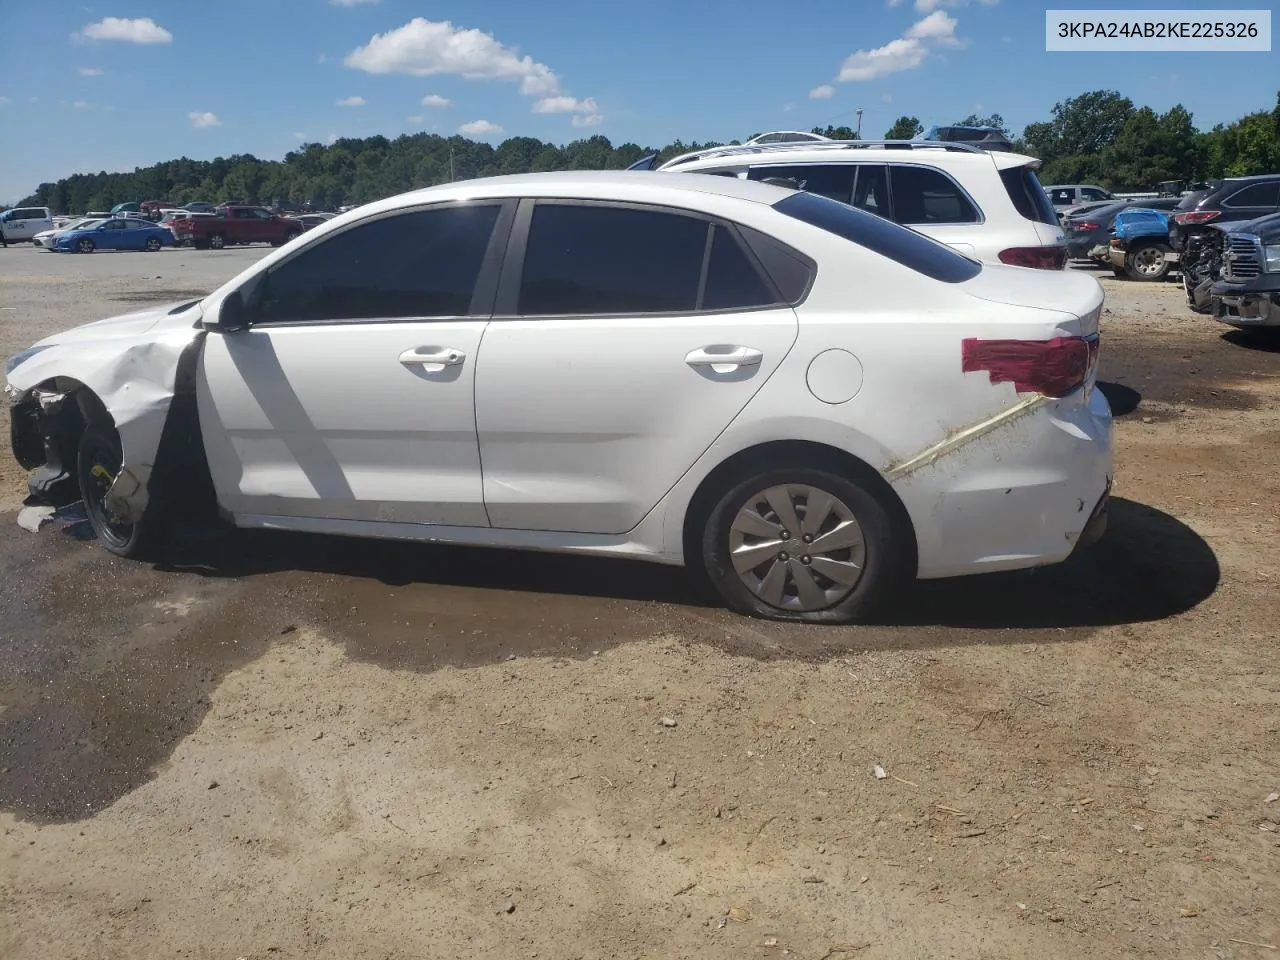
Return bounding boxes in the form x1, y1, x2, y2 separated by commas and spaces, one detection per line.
0, 0, 1274, 203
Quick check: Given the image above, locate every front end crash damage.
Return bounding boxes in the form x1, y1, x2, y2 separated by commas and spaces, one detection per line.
6, 315, 208, 525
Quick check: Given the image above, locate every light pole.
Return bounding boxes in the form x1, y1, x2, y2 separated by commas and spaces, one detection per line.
855, 108, 863, 139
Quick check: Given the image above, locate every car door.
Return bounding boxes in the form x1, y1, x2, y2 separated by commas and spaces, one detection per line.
196, 200, 513, 527
120, 220, 148, 250
886, 164, 981, 255
473, 200, 799, 535
97, 219, 128, 249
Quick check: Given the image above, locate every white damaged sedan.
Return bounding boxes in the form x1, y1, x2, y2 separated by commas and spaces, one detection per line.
5, 172, 1111, 624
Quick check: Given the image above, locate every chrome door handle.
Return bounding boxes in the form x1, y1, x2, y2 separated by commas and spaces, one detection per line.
685, 346, 764, 369
399, 347, 465, 367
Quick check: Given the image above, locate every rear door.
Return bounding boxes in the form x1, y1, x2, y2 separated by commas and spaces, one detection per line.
473, 200, 799, 534
886, 164, 982, 255
97, 219, 129, 249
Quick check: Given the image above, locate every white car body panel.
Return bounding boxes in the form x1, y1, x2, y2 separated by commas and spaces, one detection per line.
196, 320, 490, 527
6, 171, 1111, 592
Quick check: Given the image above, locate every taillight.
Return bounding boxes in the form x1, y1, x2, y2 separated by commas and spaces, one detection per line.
962, 335, 1097, 398
1173, 210, 1220, 225
1075, 221, 1099, 231
997, 245, 1068, 270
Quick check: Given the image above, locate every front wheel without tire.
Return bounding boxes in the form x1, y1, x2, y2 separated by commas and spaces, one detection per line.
76, 421, 158, 559
701, 466, 906, 624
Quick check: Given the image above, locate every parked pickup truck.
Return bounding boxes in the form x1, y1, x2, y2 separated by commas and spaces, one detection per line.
169, 205, 302, 250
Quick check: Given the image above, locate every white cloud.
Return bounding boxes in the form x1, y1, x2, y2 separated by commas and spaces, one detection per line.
345, 17, 559, 96
783, 102, 795, 112
73, 100, 91, 109
336, 95, 366, 106
317, 53, 328, 64
188, 111, 221, 129
915, 0, 996, 8
407, 114, 426, 124
906, 10, 961, 45
459, 119, 502, 136
532, 95, 597, 114
834, 11, 959, 82
1001, 34, 1012, 42
78, 67, 104, 77
882, 92, 894, 103
809, 84, 835, 100
0, 96, 10, 105
326, 132, 339, 144
331, 0, 380, 5
293, 132, 307, 139
421, 94, 451, 107
571, 113, 602, 128
76, 17, 172, 44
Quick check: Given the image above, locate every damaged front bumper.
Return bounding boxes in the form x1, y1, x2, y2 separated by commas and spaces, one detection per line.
10, 387, 84, 507
1210, 277, 1280, 328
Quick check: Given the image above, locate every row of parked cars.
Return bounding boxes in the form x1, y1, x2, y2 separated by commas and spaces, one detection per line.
1056, 173, 1280, 329
2, 202, 339, 253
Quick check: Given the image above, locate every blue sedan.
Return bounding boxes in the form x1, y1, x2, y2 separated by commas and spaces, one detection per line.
55, 218, 174, 254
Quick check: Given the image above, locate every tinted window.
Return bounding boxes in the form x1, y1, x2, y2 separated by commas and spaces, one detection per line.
1223, 182, 1280, 208
1001, 167, 1059, 225
749, 165, 855, 204
519, 204, 707, 315
701, 226, 776, 310
1081, 187, 1109, 201
739, 225, 815, 304
852, 165, 888, 217
775, 190, 981, 284
889, 165, 980, 224
256, 204, 500, 323
14, 208, 45, 220
1049, 188, 1075, 205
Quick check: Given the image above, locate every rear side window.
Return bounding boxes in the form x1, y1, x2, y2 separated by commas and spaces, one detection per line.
1223, 182, 1280, 208
889, 165, 980, 224
256, 204, 501, 323
774, 190, 981, 283
852, 165, 888, 217
748, 165, 855, 204
1002, 168, 1059, 225
519, 204, 707, 315
701, 225, 776, 311
738, 225, 815, 304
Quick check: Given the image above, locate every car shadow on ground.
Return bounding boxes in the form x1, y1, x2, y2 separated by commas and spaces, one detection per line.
164, 495, 1218, 633
1222, 329, 1280, 353
1096, 380, 1141, 416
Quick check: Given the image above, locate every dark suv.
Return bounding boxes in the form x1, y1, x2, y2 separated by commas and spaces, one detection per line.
1170, 174, 1280, 262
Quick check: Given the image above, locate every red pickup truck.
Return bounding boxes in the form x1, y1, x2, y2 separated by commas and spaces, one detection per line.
170, 205, 302, 250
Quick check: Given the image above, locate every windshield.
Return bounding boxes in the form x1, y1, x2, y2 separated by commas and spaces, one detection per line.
774, 190, 982, 283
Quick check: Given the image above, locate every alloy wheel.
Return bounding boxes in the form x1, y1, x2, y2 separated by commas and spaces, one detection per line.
728, 483, 866, 612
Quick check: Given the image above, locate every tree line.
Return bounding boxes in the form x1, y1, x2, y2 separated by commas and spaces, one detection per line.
19, 89, 1280, 212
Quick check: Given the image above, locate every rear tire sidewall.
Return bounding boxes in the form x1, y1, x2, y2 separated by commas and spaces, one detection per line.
701, 465, 905, 624
1125, 243, 1170, 281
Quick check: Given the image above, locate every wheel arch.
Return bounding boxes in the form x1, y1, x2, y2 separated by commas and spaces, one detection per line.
679, 438, 919, 577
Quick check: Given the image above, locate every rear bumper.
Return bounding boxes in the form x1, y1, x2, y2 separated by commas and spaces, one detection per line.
894, 383, 1113, 579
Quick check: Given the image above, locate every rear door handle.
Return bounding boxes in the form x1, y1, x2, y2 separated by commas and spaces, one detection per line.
685, 345, 764, 369
399, 347, 466, 368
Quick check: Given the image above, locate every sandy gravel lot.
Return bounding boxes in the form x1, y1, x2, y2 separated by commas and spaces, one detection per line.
1, 243, 1277, 959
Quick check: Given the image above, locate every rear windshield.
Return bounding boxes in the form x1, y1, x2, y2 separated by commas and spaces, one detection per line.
1000, 167, 1059, 225
773, 190, 981, 283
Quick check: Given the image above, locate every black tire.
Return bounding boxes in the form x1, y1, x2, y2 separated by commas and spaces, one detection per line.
700, 465, 907, 624
271, 230, 300, 248
76, 237, 95, 254
1124, 242, 1171, 281
76, 420, 159, 560
208, 233, 226, 250
144, 237, 161, 252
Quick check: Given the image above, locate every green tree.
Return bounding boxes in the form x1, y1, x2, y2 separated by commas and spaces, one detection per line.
884, 116, 924, 140
955, 113, 1010, 136
811, 125, 858, 140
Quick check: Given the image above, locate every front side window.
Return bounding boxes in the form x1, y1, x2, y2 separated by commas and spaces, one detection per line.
748, 165, 856, 204
1081, 187, 1110, 201
518, 204, 709, 315
255, 204, 501, 323
104, 220, 127, 230
890, 166, 980, 224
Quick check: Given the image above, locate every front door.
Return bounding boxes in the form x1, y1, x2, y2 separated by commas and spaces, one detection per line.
196, 201, 512, 527
475, 200, 798, 535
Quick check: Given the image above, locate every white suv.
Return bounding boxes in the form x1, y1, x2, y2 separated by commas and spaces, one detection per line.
652, 139, 1068, 269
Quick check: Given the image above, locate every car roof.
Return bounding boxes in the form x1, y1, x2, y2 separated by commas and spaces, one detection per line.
658, 142, 1038, 172
358, 170, 798, 213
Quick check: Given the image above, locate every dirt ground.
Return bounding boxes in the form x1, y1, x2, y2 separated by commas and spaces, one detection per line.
1, 244, 1277, 959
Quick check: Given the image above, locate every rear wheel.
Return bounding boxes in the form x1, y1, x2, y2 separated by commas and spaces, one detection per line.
701, 466, 906, 624
76, 421, 159, 559
76, 237, 95, 254
208, 233, 226, 250
1125, 242, 1171, 281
